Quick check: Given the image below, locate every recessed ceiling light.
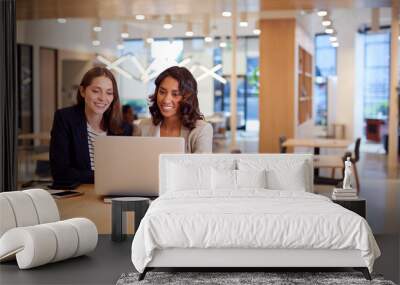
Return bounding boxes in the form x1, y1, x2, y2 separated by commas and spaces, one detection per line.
163, 23, 173, 29
135, 14, 145, 20
253, 20, 261, 35
219, 41, 227, 48
93, 26, 102, 32
222, 11, 232, 17
239, 12, 248, 27
92, 40, 100, 46
322, 19, 332, 26
325, 27, 334, 34
205, 36, 213, 42
146, 37, 154, 44
253, 29, 261, 35
329, 36, 337, 42
121, 32, 129, 39
317, 10, 328, 17
185, 22, 194, 37
57, 18, 66, 24
163, 15, 173, 30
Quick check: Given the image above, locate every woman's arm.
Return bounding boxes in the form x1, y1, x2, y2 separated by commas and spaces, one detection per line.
191, 122, 213, 153
49, 110, 93, 185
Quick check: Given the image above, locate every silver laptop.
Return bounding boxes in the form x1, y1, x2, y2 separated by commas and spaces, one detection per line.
94, 136, 185, 196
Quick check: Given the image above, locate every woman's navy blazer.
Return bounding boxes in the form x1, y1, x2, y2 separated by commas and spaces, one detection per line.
49, 104, 132, 185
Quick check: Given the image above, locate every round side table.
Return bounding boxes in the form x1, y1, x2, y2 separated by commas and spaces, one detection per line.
111, 197, 150, 242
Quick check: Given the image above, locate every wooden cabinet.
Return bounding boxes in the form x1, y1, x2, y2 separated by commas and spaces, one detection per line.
298, 47, 313, 125
365, 118, 385, 142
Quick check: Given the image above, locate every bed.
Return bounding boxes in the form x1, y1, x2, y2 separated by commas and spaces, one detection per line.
131, 154, 380, 280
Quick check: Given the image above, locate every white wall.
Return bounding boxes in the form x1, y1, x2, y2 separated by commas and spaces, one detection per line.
18, 19, 126, 57
17, 19, 124, 133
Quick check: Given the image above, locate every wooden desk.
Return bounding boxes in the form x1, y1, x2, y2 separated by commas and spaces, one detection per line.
313, 155, 344, 179
283, 138, 351, 176
313, 155, 344, 168
31, 152, 49, 161
18, 132, 51, 141
282, 138, 352, 152
55, 185, 112, 234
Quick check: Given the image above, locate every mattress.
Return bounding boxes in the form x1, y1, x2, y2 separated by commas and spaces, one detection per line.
131, 190, 380, 273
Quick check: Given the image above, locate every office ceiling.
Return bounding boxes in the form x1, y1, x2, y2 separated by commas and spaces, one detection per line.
17, 0, 393, 21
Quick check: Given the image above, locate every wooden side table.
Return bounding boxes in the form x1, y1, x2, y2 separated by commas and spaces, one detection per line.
111, 197, 150, 242
332, 198, 366, 218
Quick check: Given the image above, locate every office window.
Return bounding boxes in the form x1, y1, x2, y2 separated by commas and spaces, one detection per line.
213, 37, 259, 131
363, 31, 390, 120
246, 56, 259, 122
213, 47, 223, 113
151, 40, 184, 64
314, 34, 337, 126
119, 39, 184, 115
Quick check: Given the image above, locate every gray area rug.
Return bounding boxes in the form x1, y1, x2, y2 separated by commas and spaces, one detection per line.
116, 271, 396, 285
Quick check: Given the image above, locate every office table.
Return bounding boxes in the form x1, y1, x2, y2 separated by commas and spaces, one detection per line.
283, 138, 352, 176
55, 184, 112, 234
18, 132, 51, 141
282, 138, 352, 154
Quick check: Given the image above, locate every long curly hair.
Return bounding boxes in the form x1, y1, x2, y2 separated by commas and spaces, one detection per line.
148, 66, 204, 130
76, 66, 123, 134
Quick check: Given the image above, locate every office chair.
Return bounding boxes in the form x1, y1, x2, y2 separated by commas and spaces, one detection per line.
279, 135, 287, 153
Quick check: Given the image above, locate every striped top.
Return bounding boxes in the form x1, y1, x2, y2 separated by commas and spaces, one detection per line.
87, 123, 107, 170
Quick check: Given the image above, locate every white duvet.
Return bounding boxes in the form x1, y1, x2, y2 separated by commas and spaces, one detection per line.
131, 190, 380, 273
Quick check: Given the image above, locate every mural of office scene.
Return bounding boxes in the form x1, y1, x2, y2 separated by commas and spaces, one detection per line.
1, 1, 399, 284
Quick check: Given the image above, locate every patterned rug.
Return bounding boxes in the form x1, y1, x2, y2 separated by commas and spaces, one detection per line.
116, 271, 396, 285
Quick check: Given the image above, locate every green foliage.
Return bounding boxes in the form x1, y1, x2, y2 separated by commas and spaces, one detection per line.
364, 100, 388, 118
248, 66, 260, 97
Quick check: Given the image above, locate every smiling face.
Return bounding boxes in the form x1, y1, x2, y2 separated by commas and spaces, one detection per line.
156, 76, 183, 120
80, 76, 114, 115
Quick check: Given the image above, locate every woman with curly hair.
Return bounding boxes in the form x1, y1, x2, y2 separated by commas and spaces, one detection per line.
138, 66, 213, 153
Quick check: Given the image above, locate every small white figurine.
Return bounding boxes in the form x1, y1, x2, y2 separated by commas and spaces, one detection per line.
343, 157, 353, 189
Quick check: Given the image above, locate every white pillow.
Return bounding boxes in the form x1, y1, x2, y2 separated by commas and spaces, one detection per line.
167, 162, 211, 191
236, 169, 267, 189
266, 163, 307, 191
237, 159, 309, 192
211, 168, 236, 190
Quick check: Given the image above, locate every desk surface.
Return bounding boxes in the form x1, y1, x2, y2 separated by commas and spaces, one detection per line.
313, 155, 344, 168
283, 138, 352, 149
55, 184, 112, 234
18, 132, 51, 140
31, 152, 49, 161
